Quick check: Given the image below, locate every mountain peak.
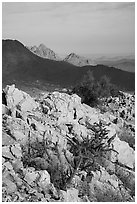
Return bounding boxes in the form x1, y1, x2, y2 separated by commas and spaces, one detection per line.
27, 44, 60, 61
68, 53, 80, 58
39, 43, 48, 50
64, 53, 96, 67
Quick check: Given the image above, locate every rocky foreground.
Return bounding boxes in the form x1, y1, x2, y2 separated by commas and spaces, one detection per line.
2, 85, 135, 202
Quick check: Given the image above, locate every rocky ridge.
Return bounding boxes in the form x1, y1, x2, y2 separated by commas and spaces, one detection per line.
2, 85, 135, 202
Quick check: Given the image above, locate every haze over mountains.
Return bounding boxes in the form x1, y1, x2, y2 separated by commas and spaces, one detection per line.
2, 39, 135, 91
95, 57, 135, 73
27, 43, 134, 72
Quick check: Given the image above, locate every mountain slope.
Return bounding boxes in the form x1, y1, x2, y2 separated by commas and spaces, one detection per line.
2, 39, 135, 91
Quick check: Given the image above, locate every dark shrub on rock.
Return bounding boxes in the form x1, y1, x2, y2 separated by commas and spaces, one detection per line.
72, 71, 119, 107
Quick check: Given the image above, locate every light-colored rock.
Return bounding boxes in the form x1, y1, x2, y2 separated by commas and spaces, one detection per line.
45, 128, 67, 150
30, 118, 46, 133
2, 132, 16, 146
60, 188, 81, 202
89, 179, 123, 202
11, 159, 24, 173
111, 136, 135, 169
3, 161, 14, 171
2, 157, 5, 164
71, 122, 88, 140
3, 84, 38, 112
17, 97, 38, 112
10, 144, 22, 158
2, 104, 10, 115
6, 117, 30, 144
56, 123, 69, 135
37, 170, 51, 189
3, 177, 17, 194
2, 146, 15, 160
24, 167, 38, 185
42, 92, 83, 123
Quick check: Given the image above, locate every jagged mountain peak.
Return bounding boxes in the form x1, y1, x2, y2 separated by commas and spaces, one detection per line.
64, 52, 96, 67
27, 43, 61, 61
38, 43, 48, 50
67, 53, 80, 59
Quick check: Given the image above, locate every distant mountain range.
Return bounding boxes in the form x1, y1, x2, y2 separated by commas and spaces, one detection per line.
2, 39, 135, 91
95, 57, 135, 73
27, 44, 96, 67
27, 43, 135, 72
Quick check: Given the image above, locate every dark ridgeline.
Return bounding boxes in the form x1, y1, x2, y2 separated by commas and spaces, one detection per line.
2, 39, 135, 91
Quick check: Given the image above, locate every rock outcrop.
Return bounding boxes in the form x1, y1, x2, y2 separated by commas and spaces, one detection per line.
2, 85, 135, 202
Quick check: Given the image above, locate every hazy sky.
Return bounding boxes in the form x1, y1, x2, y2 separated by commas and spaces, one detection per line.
2, 2, 135, 57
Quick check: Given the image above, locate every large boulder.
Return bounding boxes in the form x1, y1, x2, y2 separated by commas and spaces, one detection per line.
60, 188, 81, 202
111, 136, 135, 169
3, 85, 38, 112
5, 116, 30, 144
41, 92, 83, 123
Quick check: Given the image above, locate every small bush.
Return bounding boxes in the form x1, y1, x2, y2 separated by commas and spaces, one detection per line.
72, 71, 119, 107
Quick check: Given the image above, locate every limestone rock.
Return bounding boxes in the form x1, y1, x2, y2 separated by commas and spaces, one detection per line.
60, 188, 81, 202
37, 170, 51, 189
30, 118, 46, 133
3, 161, 14, 171
111, 136, 135, 169
89, 166, 132, 202
2, 85, 135, 202
11, 159, 24, 173
24, 167, 38, 185
2, 104, 10, 115
10, 144, 22, 159
2, 146, 15, 160
2, 131, 16, 146
5, 117, 30, 144
2, 157, 5, 164
3, 177, 17, 194
3, 84, 38, 112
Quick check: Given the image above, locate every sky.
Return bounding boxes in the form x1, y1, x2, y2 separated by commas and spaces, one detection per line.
2, 2, 135, 58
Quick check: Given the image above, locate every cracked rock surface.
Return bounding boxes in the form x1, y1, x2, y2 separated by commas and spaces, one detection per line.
2, 85, 135, 202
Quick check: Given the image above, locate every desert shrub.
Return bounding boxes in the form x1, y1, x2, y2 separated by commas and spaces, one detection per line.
64, 121, 118, 188
73, 84, 99, 107
21, 122, 117, 192
72, 71, 119, 107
